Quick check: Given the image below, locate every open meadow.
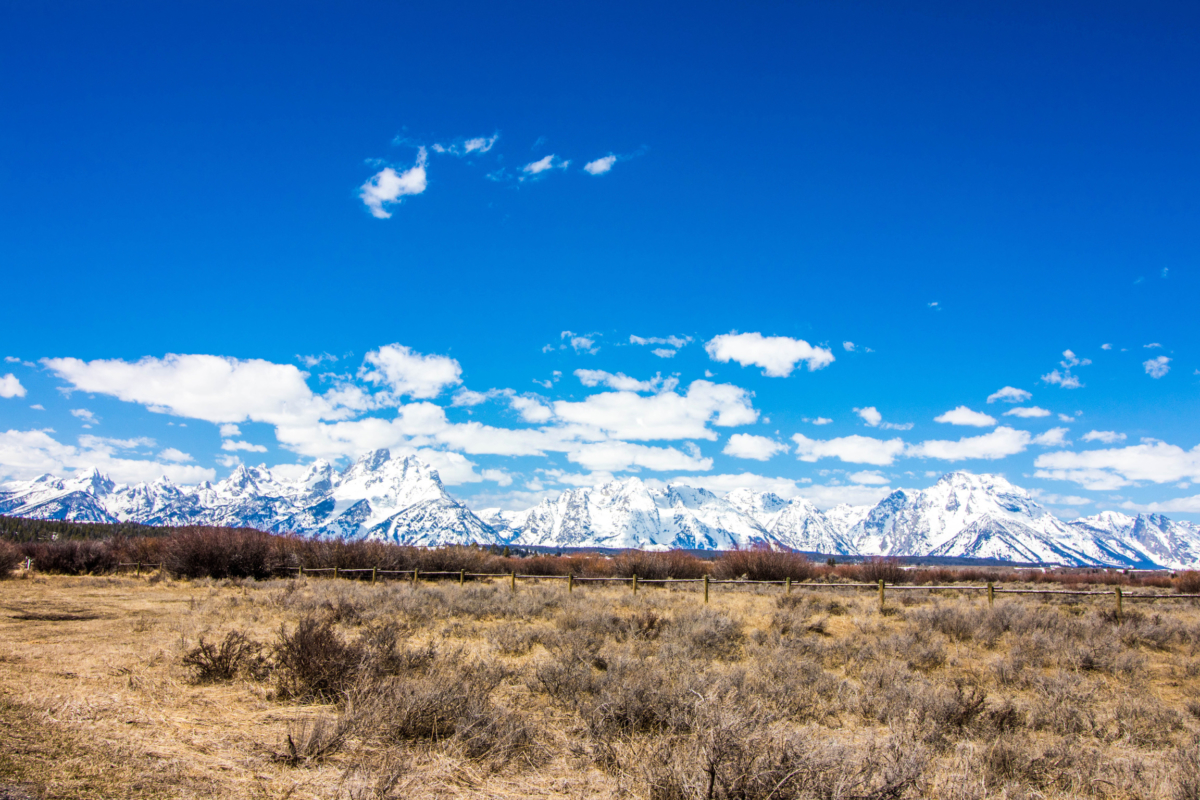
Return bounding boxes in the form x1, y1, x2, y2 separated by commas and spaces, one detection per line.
2, 569, 1200, 800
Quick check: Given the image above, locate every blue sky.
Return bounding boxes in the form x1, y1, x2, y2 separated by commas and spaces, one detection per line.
1, 1, 1198, 518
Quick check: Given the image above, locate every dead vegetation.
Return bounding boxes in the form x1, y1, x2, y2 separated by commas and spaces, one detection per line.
2, 572, 1200, 798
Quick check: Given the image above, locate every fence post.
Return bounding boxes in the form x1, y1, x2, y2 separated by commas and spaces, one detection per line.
1115, 586, 1123, 623
704, 574, 710, 604
786, 576, 791, 594
878, 579, 885, 611
413, 568, 419, 584
136, 561, 141, 577
568, 573, 574, 593
299, 565, 304, 578
987, 582, 994, 607
371, 567, 377, 585
633, 573, 638, 594
459, 569, 465, 586
334, 566, 339, 580
511, 570, 516, 592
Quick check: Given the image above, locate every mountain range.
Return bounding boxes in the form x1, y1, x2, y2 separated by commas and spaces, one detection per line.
2, 449, 1198, 569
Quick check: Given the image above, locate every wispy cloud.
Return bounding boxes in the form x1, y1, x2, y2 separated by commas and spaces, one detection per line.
986, 386, 1031, 404
854, 406, 913, 431
359, 147, 428, 219
431, 133, 499, 157
583, 155, 617, 175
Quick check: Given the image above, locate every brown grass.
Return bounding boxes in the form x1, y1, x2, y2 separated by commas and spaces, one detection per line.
3, 572, 1200, 798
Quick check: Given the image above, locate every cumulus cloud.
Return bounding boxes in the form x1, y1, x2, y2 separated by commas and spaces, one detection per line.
630, 334, 692, 348
567, 441, 711, 473
221, 440, 268, 453
934, 406, 997, 427
907, 427, 1031, 462
804, 417, 833, 425
792, 433, 906, 466
1035, 439, 1200, 490
359, 148, 428, 219
704, 332, 834, 377
553, 380, 757, 441
218, 423, 241, 438
1003, 407, 1051, 418
1081, 430, 1126, 444
522, 155, 568, 176
431, 133, 498, 156
722, 434, 788, 461
1120, 494, 1200, 514
1144, 356, 1171, 378
1101, 343, 1112, 350
0, 374, 26, 399
1041, 370, 1082, 389
0, 429, 215, 484
842, 342, 856, 352
987, 386, 1031, 404
359, 344, 462, 400
45, 353, 350, 426
583, 155, 617, 175
70, 408, 97, 424
158, 448, 193, 462
560, 331, 600, 354
652, 349, 676, 358
848, 470, 889, 485
574, 369, 673, 393
1144, 343, 1163, 349
507, 394, 553, 423
854, 407, 913, 431
1032, 427, 1071, 447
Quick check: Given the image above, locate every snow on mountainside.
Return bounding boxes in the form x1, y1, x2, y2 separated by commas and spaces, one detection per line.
3, 461, 1200, 567
0, 451, 492, 546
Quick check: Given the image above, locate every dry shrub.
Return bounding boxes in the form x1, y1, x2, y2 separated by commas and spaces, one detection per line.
857, 557, 910, 584
273, 615, 366, 702
0, 539, 22, 578
712, 548, 813, 581
361, 659, 506, 743
1175, 735, 1200, 800
164, 526, 274, 579
274, 714, 353, 766
611, 549, 708, 579
20, 539, 116, 574
1178, 571, 1200, 594
909, 602, 981, 642
454, 704, 544, 770
669, 608, 744, 660
182, 630, 265, 683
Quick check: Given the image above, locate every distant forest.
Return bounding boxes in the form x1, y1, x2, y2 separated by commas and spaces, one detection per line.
0, 515, 166, 542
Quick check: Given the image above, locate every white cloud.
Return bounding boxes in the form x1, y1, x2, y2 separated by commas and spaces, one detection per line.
29, 404, 44, 410
704, 332, 834, 377
0, 429, 215, 485
1144, 343, 1163, 349
560, 330, 600, 354
432, 134, 498, 156
566, 441, 711, 473
1060, 349, 1091, 368
1032, 427, 1071, 447
854, 406, 913, 431
798, 482, 896, 510
1058, 413, 1076, 423
574, 369, 673, 393
158, 448, 193, 462
986, 386, 1031, 404
1120, 495, 1200, 514
359, 148, 428, 219
928, 301, 940, 309
842, 342, 856, 352
631, 335, 692, 348
507, 394, 553, 423
792, 433, 906, 466
1035, 440, 1200, 489
1101, 343, 1112, 350
1029, 489, 1092, 507
847, 470, 889, 485
0, 374, 26, 399
934, 406, 997, 427
722, 434, 788, 461
553, 380, 757, 441
297, 353, 338, 368
907, 427, 1031, 462
1003, 407, 1051, 418
216, 454, 242, 469
522, 155, 568, 175
359, 344, 462, 400
45, 353, 349, 426
221, 440, 268, 453
1041, 370, 1082, 389
480, 468, 513, 486
218, 423, 242, 438
70, 408, 97, 424
805, 417, 833, 425
661, 472, 805, 499
584, 155, 617, 175
1144, 356, 1170, 379
652, 349, 676, 358
1082, 430, 1126, 444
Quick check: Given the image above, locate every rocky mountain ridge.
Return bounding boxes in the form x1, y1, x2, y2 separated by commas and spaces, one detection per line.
3, 456, 1198, 568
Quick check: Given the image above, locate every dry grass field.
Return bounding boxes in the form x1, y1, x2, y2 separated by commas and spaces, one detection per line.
2, 572, 1200, 799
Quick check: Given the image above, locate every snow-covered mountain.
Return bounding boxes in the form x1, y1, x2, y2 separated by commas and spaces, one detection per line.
4, 460, 1200, 568
0, 450, 492, 546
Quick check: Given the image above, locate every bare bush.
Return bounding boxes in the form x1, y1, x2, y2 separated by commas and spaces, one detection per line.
20, 539, 116, 575
1178, 571, 1200, 594
274, 714, 353, 766
164, 526, 274, 579
857, 557, 910, 584
273, 615, 366, 702
0, 539, 22, 578
182, 630, 265, 683
711, 548, 812, 581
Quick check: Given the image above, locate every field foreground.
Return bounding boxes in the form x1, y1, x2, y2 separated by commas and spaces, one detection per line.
1, 574, 1200, 799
